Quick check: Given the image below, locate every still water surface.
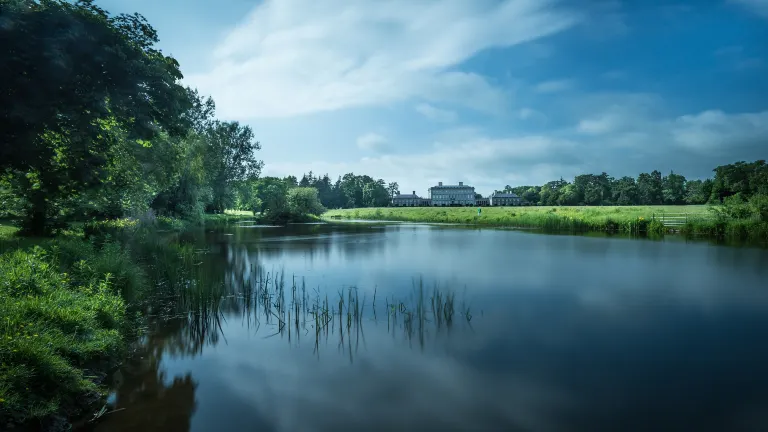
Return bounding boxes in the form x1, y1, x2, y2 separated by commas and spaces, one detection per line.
89, 223, 768, 432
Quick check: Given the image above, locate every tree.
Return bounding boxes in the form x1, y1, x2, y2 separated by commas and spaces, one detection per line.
253, 177, 289, 216
203, 121, 263, 213
387, 182, 400, 201
557, 184, 581, 205
521, 187, 541, 205
540, 179, 568, 206
612, 176, 638, 206
0, 0, 192, 234
662, 172, 687, 205
637, 171, 663, 205
710, 160, 768, 203
684, 179, 712, 205
287, 187, 325, 216
284, 176, 299, 188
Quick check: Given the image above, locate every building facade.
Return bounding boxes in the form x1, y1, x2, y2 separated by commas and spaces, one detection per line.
489, 192, 522, 206
392, 191, 423, 207
476, 197, 490, 206
429, 182, 476, 206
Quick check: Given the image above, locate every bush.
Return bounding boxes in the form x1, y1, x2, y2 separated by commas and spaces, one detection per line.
749, 194, 768, 221
287, 187, 325, 216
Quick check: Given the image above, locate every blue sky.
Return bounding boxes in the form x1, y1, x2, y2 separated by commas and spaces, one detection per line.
98, 0, 768, 195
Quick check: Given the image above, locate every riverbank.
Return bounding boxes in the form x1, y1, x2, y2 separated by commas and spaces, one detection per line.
323, 206, 768, 241
0, 219, 196, 430
324, 206, 697, 233
0, 210, 326, 430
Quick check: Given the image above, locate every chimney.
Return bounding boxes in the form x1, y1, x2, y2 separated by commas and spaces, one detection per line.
459, 182, 463, 186
412, 190, 415, 195
438, 182, 443, 186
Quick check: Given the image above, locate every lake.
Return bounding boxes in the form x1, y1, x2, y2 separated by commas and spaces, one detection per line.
85, 222, 768, 432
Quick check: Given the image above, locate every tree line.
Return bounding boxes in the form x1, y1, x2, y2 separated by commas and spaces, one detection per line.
0, 0, 264, 234
499, 160, 768, 207
227, 172, 399, 215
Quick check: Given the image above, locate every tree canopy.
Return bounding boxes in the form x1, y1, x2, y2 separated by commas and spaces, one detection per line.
0, 0, 263, 233
498, 161, 766, 207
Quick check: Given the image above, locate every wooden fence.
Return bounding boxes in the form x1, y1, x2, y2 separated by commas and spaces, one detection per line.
652, 212, 711, 227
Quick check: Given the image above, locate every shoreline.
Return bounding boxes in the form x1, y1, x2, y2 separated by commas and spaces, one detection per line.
323, 206, 768, 242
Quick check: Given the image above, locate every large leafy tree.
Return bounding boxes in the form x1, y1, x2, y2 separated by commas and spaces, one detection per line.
637, 171, 663, 205
287, 187, 325, 216
612, 176, 638, 206
662, 171, 687, 205
0, 0, 192, 234
203, 121, 263, 213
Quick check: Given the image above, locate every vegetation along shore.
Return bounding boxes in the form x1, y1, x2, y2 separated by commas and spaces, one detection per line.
324, 202, 768, 242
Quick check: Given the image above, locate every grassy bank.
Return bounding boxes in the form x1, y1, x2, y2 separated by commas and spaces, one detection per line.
324, 206, 710, 233
324, 205, 768, 241
0, 226, 143, 428
0, 218, 204, 430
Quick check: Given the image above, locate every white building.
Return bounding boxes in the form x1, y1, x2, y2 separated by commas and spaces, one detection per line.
490, 192, 522, 206
429, 182, 476, 206
392, 191, 424, 207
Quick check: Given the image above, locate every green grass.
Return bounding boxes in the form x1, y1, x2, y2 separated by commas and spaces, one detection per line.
324, 205, 710, 234
0, 244, 130, 425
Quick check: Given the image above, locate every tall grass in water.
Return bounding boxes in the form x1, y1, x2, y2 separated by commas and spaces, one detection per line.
167, 262, 476, 361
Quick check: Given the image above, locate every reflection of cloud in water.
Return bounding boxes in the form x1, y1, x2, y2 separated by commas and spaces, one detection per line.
199, 284, 768, 432
97, 223, 768, 432
206, 324, 573, 432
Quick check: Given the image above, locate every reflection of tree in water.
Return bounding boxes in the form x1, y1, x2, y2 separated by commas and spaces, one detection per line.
90, 320, 197, 432
91, 229, 474, 430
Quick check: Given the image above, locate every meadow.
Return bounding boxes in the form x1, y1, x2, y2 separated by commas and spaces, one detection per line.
324, 205, 713, 234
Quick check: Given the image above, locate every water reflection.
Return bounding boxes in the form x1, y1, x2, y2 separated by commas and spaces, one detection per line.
86, 223, 768, 432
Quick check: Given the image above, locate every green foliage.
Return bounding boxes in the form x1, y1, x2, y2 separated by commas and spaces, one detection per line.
0, 246, 126, 424
0, 2, 264, 233
710, 160, 768, 202
709, 193, 768, 222
662, 172, 687, 204
287, 187, 326, 216
203, 121, 264, 213
0, 0, 193, 235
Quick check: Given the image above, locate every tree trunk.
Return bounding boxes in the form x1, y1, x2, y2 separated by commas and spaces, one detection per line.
23, 190, 49, 236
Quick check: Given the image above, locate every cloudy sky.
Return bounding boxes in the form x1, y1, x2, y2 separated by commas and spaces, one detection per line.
98, 0, 767, 195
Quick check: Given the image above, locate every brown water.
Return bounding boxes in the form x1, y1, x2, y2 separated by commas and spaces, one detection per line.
85, 223, 768, 432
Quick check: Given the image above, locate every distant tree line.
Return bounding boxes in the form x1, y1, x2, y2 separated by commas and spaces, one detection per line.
498, 160, 768, 206
229, 172, 399, 215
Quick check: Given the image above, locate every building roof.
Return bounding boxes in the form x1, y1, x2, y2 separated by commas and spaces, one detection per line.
491, 192, 521, 198
393, 194, 420, 199
430, 184, 474, 189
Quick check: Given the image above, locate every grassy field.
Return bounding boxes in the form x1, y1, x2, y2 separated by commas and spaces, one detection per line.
324, 205, 711, 234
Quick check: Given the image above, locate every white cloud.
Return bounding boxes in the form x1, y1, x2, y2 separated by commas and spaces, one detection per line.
732, 0, 768, 18
671, 110, 768, 154
356, 133, 388, 152
415, 103, 458, 122
534, 79, 574, 93
185, 0, 580, 119
265, 98, 768, 193
266, 133, 583, 195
